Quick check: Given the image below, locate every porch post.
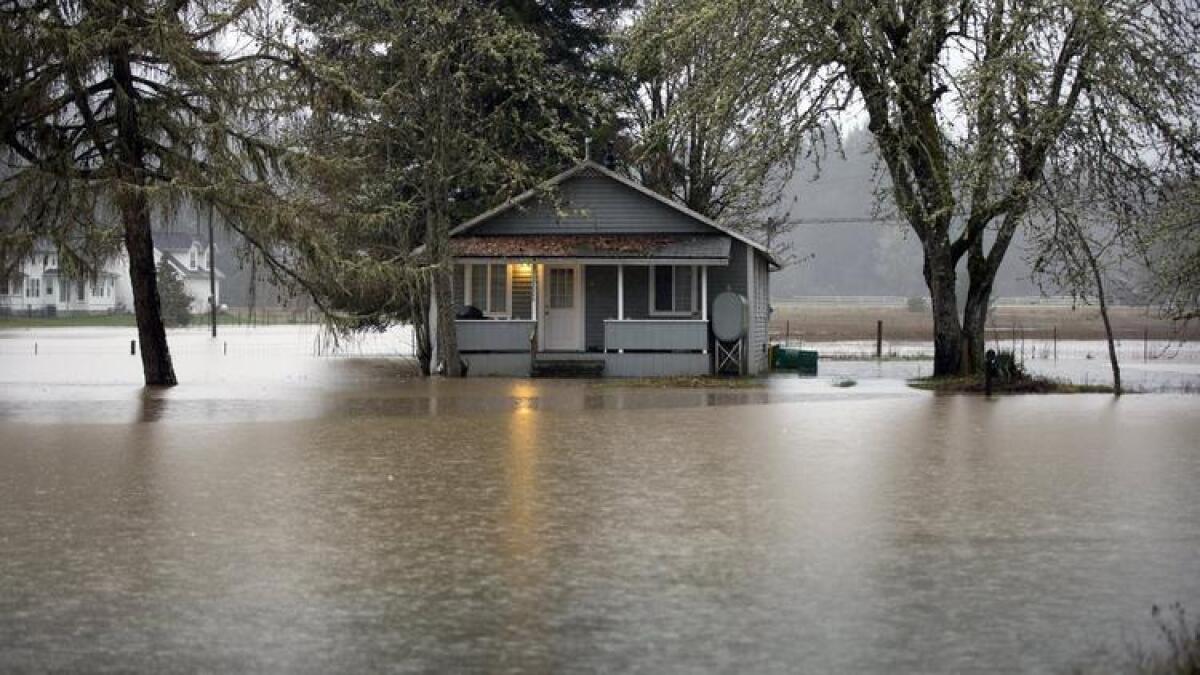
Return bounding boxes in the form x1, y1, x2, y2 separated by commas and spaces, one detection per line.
617, 264, 624, 320
701, 265, 708, 355
616, 264, 624, 354
531, 262, 538, 347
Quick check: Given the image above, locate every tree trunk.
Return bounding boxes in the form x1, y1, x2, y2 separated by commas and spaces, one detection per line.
960, 264, 995, 376
112, 47, 176, 387
409, 280, 433, 376
1076, 227, 1121, 395
123, 192, 177, 387
425, 197, 461, 377
925, 246, 964, 376
433, 265, 461, 376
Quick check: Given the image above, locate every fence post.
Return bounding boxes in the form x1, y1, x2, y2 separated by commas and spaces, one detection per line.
1053, 326, 1057, 361
130, 340, 136, 356
1144, 326, 1149, 362
876, 320, 883, 359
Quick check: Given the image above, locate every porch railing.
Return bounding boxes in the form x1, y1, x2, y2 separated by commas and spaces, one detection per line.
604, 319, 709, 352
456, 319, 537, 353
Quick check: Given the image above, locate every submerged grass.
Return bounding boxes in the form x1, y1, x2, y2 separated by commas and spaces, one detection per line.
1073, 604, 1200, 675
909, 374, 1115, 394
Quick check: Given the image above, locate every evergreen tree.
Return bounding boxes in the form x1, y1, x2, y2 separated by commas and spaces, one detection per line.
289, 0, 592, 375
1, 1, 303, 385
156, 263, 193, 328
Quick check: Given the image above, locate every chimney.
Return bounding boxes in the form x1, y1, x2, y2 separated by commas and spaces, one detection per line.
603, 141, 617, 170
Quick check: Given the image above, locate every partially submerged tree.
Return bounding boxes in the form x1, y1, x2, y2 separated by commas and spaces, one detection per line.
639, 0, 1200, 375
288, 0, 585, 376
1, 1, 303, 385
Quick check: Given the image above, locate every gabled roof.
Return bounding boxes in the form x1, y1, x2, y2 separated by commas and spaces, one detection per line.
449, 160, 776, 265
160, 252, 224, 280
154, 232, 206, 252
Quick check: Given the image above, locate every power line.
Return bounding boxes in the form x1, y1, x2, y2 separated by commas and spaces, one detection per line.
776, 217, 906, 226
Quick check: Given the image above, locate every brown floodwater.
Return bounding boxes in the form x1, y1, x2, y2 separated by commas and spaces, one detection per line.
1, 327, 1198, 673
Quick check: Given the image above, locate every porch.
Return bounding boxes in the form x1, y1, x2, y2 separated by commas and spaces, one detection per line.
450, 258, 725, 377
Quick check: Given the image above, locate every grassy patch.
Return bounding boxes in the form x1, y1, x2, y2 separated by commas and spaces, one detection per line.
909, 374, 1114, 394
0, 313, 138, 328
593, 376, 767, 389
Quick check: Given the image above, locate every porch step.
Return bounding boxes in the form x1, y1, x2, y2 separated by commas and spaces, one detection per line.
531, 358, 606, 378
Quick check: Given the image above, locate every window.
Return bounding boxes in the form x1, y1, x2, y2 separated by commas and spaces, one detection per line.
92, 279, 103, 297
76, 280, 85, 301
650, 265, 695, 315
549, 267, 574, 308
464, 263, 509, 317
25, 278, 39, 297
46, 278, 54, 296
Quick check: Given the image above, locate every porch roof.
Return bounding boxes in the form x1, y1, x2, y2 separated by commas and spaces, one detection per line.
450, 233, 731, 262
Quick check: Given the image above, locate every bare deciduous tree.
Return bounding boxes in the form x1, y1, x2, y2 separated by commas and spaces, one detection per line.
639, 0, 1200, 376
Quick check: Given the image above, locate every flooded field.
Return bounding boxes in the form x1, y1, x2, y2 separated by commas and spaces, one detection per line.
2, 326, 1199, 673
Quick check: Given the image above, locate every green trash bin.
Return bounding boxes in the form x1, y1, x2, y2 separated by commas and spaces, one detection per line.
771, 346, 819, 375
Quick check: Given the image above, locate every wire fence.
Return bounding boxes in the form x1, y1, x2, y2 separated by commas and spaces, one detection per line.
772, 327, 1199, 363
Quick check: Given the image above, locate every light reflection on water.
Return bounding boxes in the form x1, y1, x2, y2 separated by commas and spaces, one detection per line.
1, 327, 1198, 673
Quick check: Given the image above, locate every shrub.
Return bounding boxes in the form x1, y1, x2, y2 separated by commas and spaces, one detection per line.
156, 263, 193, 327
906, 296, 929, 312
991, 350, 1027, 381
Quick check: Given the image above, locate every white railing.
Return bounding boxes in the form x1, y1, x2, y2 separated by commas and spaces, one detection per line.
604, 319, 708, 352
456, 319, 536, 352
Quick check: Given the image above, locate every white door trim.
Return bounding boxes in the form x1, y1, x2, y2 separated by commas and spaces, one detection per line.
539, 263, 585, 352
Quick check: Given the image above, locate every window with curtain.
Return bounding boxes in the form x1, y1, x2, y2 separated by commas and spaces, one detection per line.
650, 265, 695, 315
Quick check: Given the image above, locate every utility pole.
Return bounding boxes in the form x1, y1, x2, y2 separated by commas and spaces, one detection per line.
207, 203, 217, 338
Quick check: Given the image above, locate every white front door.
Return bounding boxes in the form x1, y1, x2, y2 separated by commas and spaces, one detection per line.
542, 265, 583, 351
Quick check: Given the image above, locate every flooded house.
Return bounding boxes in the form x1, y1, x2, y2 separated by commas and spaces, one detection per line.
434, 158, 776, 377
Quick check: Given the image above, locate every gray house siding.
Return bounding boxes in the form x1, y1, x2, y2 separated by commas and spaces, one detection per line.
700, 237, 768, 372
471, 171, 712, 236
621, 266, 649, 319
749, 250, 771, 374
584, 265, 616, 351
700, 239, 748, 369
511, 265, 532, 320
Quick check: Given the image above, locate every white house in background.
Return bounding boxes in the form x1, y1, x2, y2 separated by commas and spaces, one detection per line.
0, 233, 221, 316
151, 233, 223, 314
